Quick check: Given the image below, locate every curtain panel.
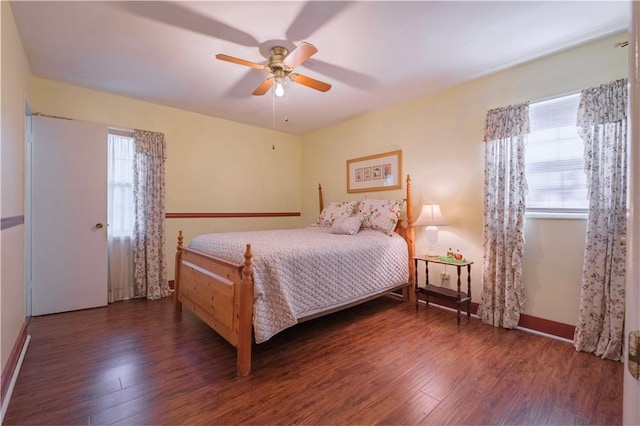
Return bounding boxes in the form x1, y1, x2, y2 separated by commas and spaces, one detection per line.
133, 129, 170, 300
574, 79, 628, 361
478, 103, 529, 328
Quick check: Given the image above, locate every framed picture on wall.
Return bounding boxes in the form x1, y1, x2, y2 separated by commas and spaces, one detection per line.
346, 150, 402, 193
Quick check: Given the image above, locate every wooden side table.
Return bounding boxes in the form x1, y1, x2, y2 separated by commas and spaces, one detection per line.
414, 256, 473, 325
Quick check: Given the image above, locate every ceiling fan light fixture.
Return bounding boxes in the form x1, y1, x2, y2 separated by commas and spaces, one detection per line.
274, 76, 286, 97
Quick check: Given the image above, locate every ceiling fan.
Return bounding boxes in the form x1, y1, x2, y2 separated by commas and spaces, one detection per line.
215, 42, 332, 97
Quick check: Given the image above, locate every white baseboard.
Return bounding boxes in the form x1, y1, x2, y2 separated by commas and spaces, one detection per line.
1, 335, 31, 423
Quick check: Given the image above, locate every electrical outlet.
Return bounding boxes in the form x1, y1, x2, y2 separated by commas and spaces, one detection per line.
440, 272, 450, 281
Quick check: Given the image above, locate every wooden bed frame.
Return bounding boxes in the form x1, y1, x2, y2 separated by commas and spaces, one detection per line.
174, 174, 416, 376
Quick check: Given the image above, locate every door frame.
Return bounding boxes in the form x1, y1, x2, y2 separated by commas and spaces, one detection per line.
623, 2, 640, 424
24, 102, 32, 319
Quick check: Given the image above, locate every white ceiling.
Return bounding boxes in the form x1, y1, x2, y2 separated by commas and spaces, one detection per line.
11, 1, 630, 135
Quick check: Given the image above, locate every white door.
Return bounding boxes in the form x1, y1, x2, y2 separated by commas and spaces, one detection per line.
31, 116, 108, 316
624, 2, 640, 424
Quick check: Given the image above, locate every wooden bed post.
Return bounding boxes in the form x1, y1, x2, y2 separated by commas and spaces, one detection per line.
174, 230, 184, 312
237, 243, 254, 377
405, 175, 416, 305
318, 183, 324, 214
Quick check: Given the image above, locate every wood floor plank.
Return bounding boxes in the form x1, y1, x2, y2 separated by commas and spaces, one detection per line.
545, 405, 588, 425
332, 360, 440, 425
554, 350, 607, 420
589, 353, 624, 426
375, 389, 440, 425
4, 297, 623, 425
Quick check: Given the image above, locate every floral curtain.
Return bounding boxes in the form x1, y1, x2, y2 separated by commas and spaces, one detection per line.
477, 103, 529, 328
133, 129, 170, 300
574, 79, 628, 361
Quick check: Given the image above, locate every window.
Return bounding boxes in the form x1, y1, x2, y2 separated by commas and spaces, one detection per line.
525, 93, 587, 217
107, 132, 135, 237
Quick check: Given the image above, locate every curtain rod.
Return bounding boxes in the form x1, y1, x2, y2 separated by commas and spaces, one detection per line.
108, 127, 134, 137
32, 112, 72, 120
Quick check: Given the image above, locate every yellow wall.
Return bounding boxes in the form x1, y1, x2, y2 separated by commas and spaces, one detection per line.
15, 28, 628, 332
30, 78, 304, 280
1, 1, 32, 374
300, 33, 627, 326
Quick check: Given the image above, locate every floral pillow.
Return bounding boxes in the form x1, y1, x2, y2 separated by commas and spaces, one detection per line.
330, 216, 363, 235
316, 201, 359, 227
357, 197, 405, 235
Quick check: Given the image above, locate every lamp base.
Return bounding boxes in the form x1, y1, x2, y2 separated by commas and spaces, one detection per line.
426, 243, 439, 259
425, 226, 439, 259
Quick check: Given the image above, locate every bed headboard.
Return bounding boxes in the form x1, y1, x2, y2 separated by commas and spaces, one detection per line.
395, 174, 414, 237
316, 175, 414, 237
316, 175, 415, 296
400, 174, 416, 301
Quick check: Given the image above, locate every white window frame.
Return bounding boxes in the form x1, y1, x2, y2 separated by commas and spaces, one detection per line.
525, 92, 588, 220
107, 129, 136, 237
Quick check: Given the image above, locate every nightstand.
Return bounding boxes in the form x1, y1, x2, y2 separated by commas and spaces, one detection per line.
414, 256, 473, 325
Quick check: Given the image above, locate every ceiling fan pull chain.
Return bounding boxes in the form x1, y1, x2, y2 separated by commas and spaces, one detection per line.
284, 87, 289, 124
272, 88, 277, 150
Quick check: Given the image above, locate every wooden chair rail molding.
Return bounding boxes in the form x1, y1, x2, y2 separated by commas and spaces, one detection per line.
1, 215, 25, 230
167, 185, 321, 219
166, 212, 301, 219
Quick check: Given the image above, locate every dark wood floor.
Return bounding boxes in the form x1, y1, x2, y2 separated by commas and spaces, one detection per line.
4, 296, 622, 425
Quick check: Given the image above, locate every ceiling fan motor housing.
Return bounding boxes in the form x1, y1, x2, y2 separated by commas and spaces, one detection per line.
269, 46, 293, 77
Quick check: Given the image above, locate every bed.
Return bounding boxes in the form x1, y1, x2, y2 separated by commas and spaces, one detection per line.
174, 174, 416, 376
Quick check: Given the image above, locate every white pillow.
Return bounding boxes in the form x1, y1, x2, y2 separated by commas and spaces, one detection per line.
357, 197, 404, 235
316, 201, 359, 227
330, 216, 363, 235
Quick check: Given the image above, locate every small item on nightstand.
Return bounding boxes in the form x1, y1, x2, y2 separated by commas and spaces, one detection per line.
454, 249, 463, 261
446, 248, 454, 258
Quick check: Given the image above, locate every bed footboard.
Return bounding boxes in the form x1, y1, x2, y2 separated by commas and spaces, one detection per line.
174, 231, 254, 376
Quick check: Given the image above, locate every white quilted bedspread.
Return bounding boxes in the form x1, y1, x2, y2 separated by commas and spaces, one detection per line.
188, 227, 409, 343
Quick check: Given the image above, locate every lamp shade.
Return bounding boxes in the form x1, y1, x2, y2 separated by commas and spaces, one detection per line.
413, 204, 449, 227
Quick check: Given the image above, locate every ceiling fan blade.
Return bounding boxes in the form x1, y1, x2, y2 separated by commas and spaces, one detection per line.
216, 54, 266, 70
283, 42, 318, 68
290, 73, 331, 93
253, 77, 274, 96
224, 70, 270, 98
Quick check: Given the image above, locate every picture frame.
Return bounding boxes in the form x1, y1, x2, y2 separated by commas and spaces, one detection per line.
347, 150, 402, 193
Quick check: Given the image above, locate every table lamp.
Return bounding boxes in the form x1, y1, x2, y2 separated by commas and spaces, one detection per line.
413, 204, 448, 258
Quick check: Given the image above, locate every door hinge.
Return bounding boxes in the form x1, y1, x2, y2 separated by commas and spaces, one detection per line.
629, 330, 640, 381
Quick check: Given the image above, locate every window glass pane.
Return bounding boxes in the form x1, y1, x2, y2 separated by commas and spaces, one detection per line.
526, 93, 588, 213
108, 133, 135, 237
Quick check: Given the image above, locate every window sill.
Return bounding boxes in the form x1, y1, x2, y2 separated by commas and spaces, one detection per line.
525, 211, 588, 220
